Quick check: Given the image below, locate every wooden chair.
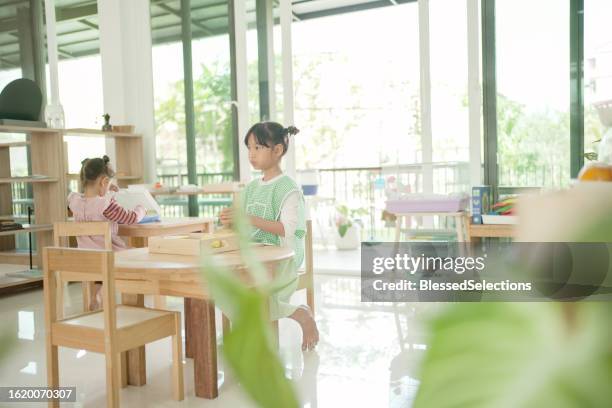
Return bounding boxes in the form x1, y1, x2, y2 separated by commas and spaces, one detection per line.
43, 246, 184, 408
53, 221, 112, 319
297, 220, 315, 316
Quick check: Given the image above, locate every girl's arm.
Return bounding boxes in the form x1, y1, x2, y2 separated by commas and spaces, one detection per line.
251, 191, 300, 238
103, 198, 146, 224
249, 216, 285, 237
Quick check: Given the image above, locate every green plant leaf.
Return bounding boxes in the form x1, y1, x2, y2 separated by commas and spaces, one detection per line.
200, 203, 299, 408
413, 303, 612, 408
338, 223, 349, 237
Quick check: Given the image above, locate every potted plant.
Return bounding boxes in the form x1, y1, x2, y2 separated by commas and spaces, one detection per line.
334, 205, 367, 250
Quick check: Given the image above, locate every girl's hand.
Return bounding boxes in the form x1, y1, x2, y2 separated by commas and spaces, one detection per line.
219, 207, 233, 226
109, 183, 119, 192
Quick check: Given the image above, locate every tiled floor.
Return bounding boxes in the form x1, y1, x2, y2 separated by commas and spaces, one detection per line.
0, 269, 435, 407
313, 247, 361, 274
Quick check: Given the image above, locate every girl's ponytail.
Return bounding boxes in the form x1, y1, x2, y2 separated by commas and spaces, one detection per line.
285, 126, 300, 136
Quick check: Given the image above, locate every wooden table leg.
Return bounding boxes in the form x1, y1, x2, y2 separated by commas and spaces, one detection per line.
190, 298, 218, 399
184, 298, 193, 358
121, 293, 147, 386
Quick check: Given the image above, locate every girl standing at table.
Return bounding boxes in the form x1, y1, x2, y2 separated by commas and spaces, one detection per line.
220, 122, 319, 351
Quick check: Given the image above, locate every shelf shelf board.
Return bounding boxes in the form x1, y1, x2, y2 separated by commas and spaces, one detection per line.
0, 224, 53, 236
0, 125, 62, 134
0, 250, 35, 266
66, 174, 141, 180
0, 176, 58, 184
0, 141, 30, 148
0, 265, 42, 292
64, 128, 142, 138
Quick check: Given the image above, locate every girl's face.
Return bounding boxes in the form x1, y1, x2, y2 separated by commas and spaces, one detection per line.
247, 134, 283, 170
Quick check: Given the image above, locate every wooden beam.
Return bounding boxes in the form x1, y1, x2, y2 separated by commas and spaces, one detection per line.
154, 2, 213, 35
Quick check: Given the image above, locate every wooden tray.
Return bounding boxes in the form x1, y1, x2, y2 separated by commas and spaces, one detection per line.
148, 230, 239, 256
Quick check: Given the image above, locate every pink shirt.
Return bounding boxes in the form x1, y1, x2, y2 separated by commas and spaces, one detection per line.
67, 192, 146, 251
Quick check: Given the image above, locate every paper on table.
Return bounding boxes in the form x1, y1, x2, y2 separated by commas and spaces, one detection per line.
114, 188, 162, 215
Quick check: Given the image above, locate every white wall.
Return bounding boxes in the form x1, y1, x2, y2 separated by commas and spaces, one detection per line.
98, 0, 157, 183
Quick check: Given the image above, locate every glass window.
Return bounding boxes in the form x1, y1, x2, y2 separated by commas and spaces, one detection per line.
292, 5, 421, 171
584, 0, 612, 161
151, 0, 235, 217
0, 1, 42, 90
496, 0, 570, 188
430, 0, 469, 163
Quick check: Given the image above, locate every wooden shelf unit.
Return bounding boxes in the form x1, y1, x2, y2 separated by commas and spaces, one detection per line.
1, 125, 146, 293
0, 126, 67, 292
63, 128, 144, 189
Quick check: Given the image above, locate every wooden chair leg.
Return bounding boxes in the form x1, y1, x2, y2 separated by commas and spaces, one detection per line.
82, 282, 93, 312
121, 293, 146, 386
172, 315, 185, 401
120, 352, 128, 388
56, 274, 64, 319
46, 343, 59, 408
222, 314, 231, 337
105, 351, 121, 408
306, 285, 315, 319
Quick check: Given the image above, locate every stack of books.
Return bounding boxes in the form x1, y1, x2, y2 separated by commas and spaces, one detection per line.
0, 221, 23, 232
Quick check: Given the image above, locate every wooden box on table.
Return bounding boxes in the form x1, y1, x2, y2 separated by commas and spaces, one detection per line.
148, 229, 239, 256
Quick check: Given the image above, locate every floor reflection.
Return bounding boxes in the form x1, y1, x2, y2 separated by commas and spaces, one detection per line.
0, 272, 436, 407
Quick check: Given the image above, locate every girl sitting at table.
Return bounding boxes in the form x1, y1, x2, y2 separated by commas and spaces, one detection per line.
220, 122, 319, 351
68, 155, 146, 308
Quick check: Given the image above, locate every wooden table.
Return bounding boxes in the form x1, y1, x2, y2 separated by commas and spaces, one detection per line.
116, 217, 215, 390
118, 217, 215, 307
467, 223, 516, 241
118, 217, 215, 247
114, 245, 294, 399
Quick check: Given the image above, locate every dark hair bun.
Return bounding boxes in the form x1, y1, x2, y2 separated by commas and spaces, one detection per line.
102, 155, 110, 164
286, 126, 300, 136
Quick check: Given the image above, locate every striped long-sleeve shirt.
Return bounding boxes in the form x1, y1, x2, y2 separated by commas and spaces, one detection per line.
102, 198, 145, 224
68, 192, 146, 251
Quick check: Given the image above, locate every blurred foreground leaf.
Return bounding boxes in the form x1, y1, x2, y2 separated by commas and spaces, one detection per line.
416, 191, 612, 408
414, 303, 612, 408
200, 203, 299, 408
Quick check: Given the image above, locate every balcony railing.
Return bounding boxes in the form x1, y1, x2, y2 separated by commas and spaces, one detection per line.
8, 162, 568, 251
